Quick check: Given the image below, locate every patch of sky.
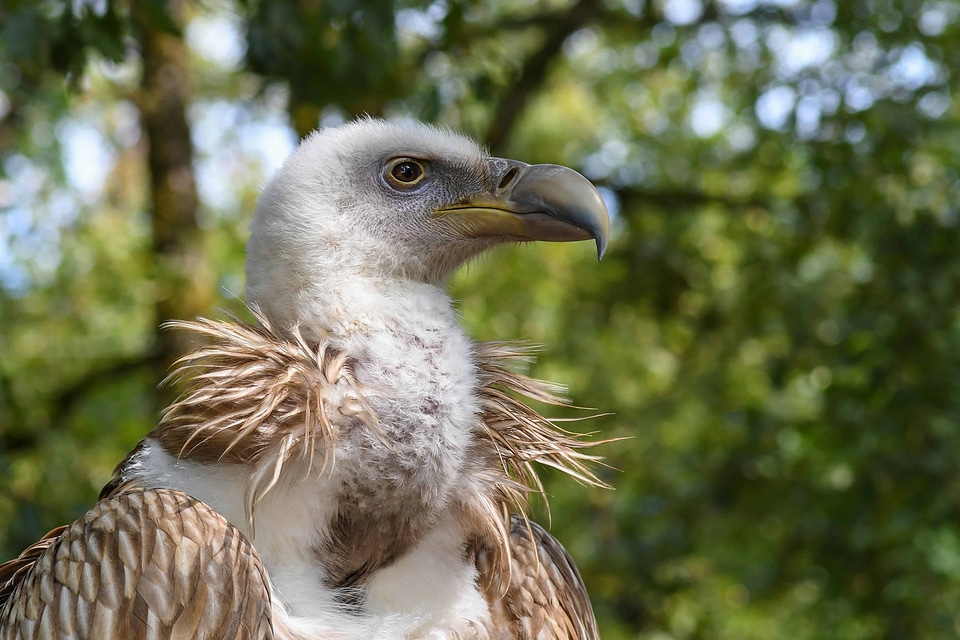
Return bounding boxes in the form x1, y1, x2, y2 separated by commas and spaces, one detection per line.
729, 19, 759, 50
756, 85, 797, 129
632, 42, 660, 69
917, 91, 950, 119
663, 0, 704, 25
698, 23, 726, 50
775, 28, 837, 78
185, 13, 246, 71
689, 91, 730, 138
396, 0, 448, 41
565, 28, 600, 60
60, 118, 115, 203
70, 0, 107, 17
919, 1, 960, 36
808, 0, 837, 26
597, 186, 622, 225
885, 43, 941, 91
719, 0, 800, 16
191, 99, 296, 215
725, 123, 757, 152
582, 135, 654, 191
0, 151, 67, 294
843, 74, 876, 112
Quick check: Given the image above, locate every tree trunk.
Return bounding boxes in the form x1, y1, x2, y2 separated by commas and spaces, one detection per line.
131, 0, 213, 402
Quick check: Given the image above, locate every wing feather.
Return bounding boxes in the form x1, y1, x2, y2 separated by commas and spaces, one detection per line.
0, 488, 273, 640
479, 514, 599, 640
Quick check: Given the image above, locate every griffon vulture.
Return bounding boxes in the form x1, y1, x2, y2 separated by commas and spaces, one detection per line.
0, 119, 610, 639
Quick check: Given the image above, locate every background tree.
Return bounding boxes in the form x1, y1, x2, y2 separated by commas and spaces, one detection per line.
1, 1, 959, 638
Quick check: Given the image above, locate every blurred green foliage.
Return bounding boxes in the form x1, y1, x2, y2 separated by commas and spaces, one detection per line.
2, 0, 960, 638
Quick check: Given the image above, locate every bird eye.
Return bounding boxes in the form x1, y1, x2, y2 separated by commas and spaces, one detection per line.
386, 158, 427, 188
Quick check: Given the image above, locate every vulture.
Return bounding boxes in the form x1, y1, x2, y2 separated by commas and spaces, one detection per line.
0, 119, 610, 639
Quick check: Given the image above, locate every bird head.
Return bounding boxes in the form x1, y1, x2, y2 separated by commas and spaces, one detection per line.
245, 119, 609, 332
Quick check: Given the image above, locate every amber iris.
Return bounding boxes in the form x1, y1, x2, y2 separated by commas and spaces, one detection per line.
390, 160, 424, 184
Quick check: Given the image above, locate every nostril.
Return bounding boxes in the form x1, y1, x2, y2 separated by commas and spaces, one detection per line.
498, 167, 519, 191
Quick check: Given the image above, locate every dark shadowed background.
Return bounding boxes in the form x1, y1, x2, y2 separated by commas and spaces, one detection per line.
1, 0, 959, 637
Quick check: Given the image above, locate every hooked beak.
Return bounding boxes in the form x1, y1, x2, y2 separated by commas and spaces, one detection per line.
433, 158, 610, 259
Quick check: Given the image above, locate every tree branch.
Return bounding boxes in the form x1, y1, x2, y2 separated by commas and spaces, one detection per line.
484, 0, 605, 154
0, 353, 160, 456
0, 355, 28, 442
48, 354, 163, 427
414, 10, 595, 70
131, 0, 212, 406
616, 186, 767, 211
614, 184, 818, 221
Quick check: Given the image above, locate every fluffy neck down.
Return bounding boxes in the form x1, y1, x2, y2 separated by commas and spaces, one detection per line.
116, 306, 601, 637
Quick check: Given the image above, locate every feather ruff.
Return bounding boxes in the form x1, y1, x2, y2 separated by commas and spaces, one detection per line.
148, 311, 605, 577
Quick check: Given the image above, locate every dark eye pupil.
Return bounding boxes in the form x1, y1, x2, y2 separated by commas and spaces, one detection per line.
392, 162, 422, 183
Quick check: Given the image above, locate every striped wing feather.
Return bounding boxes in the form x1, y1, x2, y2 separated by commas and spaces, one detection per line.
0, 488, 273, 640
479, 514, 599, 640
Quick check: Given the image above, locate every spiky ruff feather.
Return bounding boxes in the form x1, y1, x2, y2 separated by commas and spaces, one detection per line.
122, 311, 603, 581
